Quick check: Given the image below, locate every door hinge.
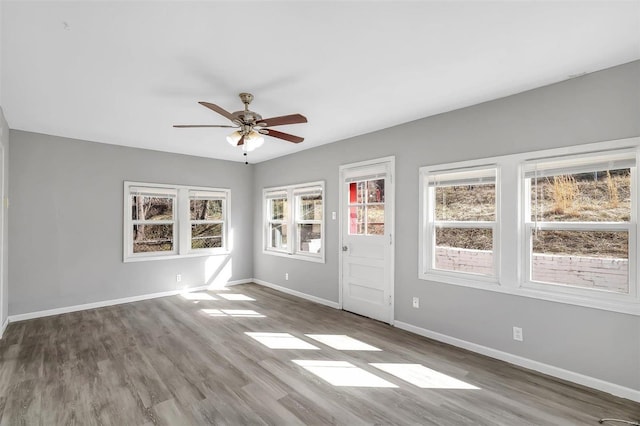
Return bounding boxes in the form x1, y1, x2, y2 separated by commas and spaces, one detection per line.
389, 233, 392, 245
388, 295, 392, 306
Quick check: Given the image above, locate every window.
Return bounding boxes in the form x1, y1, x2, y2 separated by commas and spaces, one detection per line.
264, 181, 324, 262
189, 190, 226, 250
295, 188, 323, 255
124, 182, 229, 262
421, 166, 499, 281
418, 138, 640, 315
130, 186, 177, 255
522, 150, 636, 296
266, 191, 288, 251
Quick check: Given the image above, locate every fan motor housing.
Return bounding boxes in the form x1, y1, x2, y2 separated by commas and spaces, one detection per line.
233, 110, 263, 125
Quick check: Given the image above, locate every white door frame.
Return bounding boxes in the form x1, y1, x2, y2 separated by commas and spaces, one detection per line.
338, 156, 395, 324
0, 145, 5, 334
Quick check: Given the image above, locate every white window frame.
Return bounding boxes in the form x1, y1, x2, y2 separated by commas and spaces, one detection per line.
128, 185, 178, 259
418, 137, 640, 316
263, 181, 325, 263
419, 165, 500, 287
265, 190, 289, 254
521, 149, 637, 304
124, 182, 230, 262
188, 189, 228, 253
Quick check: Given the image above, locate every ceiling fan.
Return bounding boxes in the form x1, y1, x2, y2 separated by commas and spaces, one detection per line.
174, 92, 307, 153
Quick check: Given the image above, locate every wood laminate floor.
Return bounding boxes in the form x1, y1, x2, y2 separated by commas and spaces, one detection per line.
0, 283, 638, 425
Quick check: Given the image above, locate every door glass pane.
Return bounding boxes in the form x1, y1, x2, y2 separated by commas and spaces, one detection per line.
350, 182, 366, 203
133, 224, 173, 253
349, 206, 365, 235
190, 199, 223, 220
367, 179, 385, 203
348, 178, 386, 236
131, 196, 173, 220
298, 224, 322, 254
366, 205, 384, 235
191, 223, 223, 249
531, 229, 628, 294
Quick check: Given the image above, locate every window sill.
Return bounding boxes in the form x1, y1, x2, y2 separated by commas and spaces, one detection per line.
263, 249, 325, 264
124, 250, 230, 263
420, 270, 500, 289
419, 271, 640, 316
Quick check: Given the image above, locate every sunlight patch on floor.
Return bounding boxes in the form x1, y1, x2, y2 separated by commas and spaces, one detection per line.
245, 332, 320, 350
293, 360, 397, 388
370, 363, 480, 389
222, 309, 264, 317
218, 293, 256, 301
181, 292, 217, 301
305, 334, 382, 351
201, 309, 265, 318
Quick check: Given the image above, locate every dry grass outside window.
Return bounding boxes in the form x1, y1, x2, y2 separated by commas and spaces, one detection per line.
606, 170, 620, 208
549, 175, 578, 216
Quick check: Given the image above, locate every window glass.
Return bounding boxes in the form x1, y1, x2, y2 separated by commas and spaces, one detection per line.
191, 223, 223, 249
435, 183, 496, 221
298, 223, 322, 254
133, 224, 173, 253
270, 224, 287, 250
297, 194, 322, 221
530, 169, 631, 222
530, 229, 629, 294
131, 196, 173, 221
270, 198, 288, 221
426, 168, 497, 277
190, 199, 223, 221
524, 153, 635, 295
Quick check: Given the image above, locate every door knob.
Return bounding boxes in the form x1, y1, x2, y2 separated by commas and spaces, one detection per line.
342, 245, 348, 251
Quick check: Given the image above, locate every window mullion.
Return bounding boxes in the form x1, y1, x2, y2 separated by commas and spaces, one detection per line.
434, 221, 495, 229
532, 222, 630, 231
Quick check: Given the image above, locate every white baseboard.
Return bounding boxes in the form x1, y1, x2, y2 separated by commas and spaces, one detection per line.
252, 279, 340, 309
394, 320, 640, 403
7, 279, 252, 323
0, 316, 8, 339
223, 279, 251, 287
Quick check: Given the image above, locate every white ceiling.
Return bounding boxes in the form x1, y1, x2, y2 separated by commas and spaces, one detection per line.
1, 1, 639, 163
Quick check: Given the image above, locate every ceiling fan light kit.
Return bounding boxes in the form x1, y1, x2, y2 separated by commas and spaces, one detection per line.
175, 92, 307, 163
227, 130, 264, 152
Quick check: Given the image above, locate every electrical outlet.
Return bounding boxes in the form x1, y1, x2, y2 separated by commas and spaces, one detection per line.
176, 274, 182, 282
285, 273, 289, 281
513, 326, 523, 342
412, 297, 420, 308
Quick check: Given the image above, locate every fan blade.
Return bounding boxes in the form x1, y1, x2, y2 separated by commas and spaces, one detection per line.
237, 135, 245, 146
199, 101, 239, 123
256, 114, 307, 127
173, 124, 237, 128
263, 128, 304, 143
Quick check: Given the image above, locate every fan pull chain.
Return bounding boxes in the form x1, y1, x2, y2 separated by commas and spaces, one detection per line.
244, 151, 248, 165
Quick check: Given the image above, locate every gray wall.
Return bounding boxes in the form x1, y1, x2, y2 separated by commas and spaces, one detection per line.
9, 131, 253, 315
253, 61, 640, 390
0, 107, 8, 327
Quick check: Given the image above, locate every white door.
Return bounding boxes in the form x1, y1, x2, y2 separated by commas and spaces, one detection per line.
340, 157, 394, 324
